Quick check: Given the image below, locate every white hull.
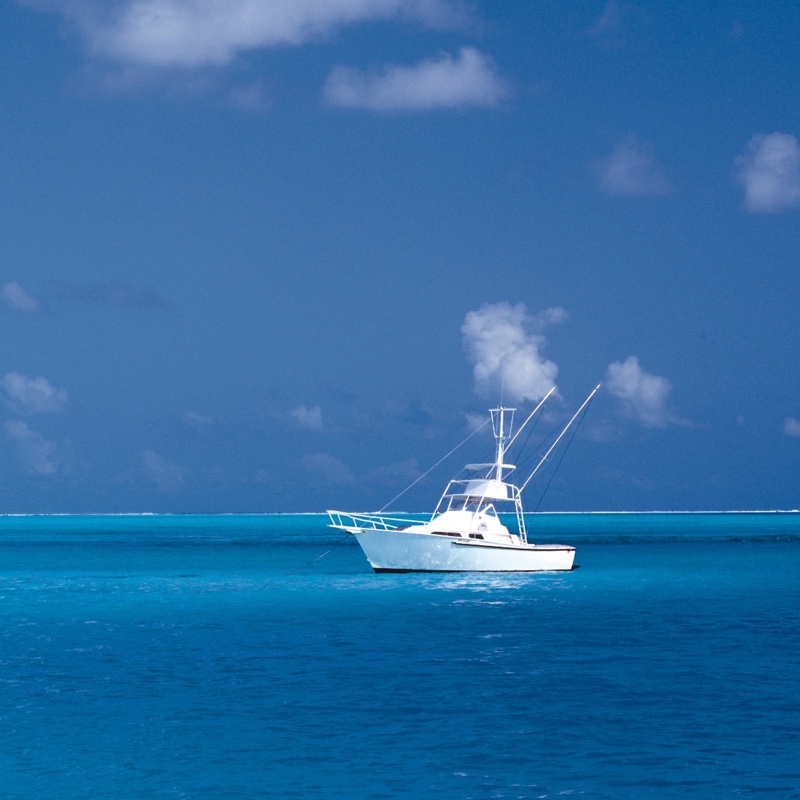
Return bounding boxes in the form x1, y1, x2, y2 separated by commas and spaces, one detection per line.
353, 528, 575, 573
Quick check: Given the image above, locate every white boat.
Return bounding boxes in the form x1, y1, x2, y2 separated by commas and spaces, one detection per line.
328, 385, 599, 573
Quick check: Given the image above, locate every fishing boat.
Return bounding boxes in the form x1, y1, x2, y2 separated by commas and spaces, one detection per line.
328, 385, 599, 573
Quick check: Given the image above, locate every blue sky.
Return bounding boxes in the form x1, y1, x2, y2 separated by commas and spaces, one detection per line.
2, 0, 799, 513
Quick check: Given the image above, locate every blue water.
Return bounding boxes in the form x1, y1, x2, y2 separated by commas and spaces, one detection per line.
1, 513, 798, 799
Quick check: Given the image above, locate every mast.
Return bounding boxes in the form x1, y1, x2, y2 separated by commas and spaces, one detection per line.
490, 406, 515, 480
489, 387, 556, 481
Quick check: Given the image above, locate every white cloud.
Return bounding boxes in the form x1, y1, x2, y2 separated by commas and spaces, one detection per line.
43, 0, 461, 68
368, 458, 419, 486
324, 47, 508, 111
2, 372, 68, 414
184, 411, 214, 427
586, 1, 646, 45
4, 420, 58, 475
735, 133, 800, 213
226, 79, 271, 112
141, 449, 185, 492
598, 135, 671, 196
290, 404, 323, 430
300, 452, 356, 485
2, 281, 41, 313
462, 302, 565, 403
465, 412, 488, 433
784, 417, 800, 438
54, 281, 165, 308
588, 0, 626, 36
605, 356, 671, 427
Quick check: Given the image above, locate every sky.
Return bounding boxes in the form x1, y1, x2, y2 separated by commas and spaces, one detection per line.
2, 0, 800, 513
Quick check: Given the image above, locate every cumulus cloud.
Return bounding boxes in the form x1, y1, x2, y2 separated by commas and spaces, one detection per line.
290, 404, 323, 430
5, 420, 58, 475
462, 302, 565, 403
784, 417, 800, 438
605, 356, 671, 427
141, 449, 185, 492
39, 0, 461, 68
324, 47, 509, 111
2, 281, 41, 313
735, 133, 800, 213
598, 135, 671, 196
2, 372, 68, 414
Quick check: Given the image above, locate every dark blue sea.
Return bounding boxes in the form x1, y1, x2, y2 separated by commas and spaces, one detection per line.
1, 513, 798, 799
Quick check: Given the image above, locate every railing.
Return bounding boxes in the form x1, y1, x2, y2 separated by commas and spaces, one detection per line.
326, 510, 423, 532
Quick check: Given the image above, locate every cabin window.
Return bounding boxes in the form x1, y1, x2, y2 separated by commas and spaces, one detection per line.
468, 533, 484, 540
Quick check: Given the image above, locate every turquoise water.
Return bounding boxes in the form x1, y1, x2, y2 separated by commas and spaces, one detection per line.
1, 513, 798, 799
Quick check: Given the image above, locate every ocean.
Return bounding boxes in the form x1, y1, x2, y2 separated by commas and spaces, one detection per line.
1, 513, 798, 799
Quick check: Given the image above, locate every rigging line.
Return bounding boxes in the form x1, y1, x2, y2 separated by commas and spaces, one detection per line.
505, 387, 556, 451
473, 435, 499, 471
519, 384, 600, 494
285, 531, 352, 576
514, 418, 566, 477
532, 408, 585, 513
378, 417, 491, 513
510, 408, 547, 473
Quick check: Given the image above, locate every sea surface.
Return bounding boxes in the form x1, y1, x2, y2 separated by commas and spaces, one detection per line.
1, 512, 798, 799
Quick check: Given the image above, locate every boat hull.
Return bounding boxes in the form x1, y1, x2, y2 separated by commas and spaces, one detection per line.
353, 529, 575, 573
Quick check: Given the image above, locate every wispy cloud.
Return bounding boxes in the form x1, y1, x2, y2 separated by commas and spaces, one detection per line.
300, 452, 356, 485
598, 135, 671, 196
4, 420, 58, 475
368, 458, 419, 486
36, 0, 462, 68
290, 404, 323, 431
588, 0, 625, 36
141, 449, 184, 492
226, 79, 272, 112
2, 281, 41, 313
735, 132, 800, 213
2, 372, 68, 414
605, 356, 672, 427
462, 302, 565, 403
184, 411, 214, 428
586, 1, 646, 46
784, 417, 800, 438
52, 281, 165, 309
324, 47, 509, 111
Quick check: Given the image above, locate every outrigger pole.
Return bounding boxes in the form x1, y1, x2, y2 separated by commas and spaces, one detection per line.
504, 385, 557, 452
518, 384, 601, 494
